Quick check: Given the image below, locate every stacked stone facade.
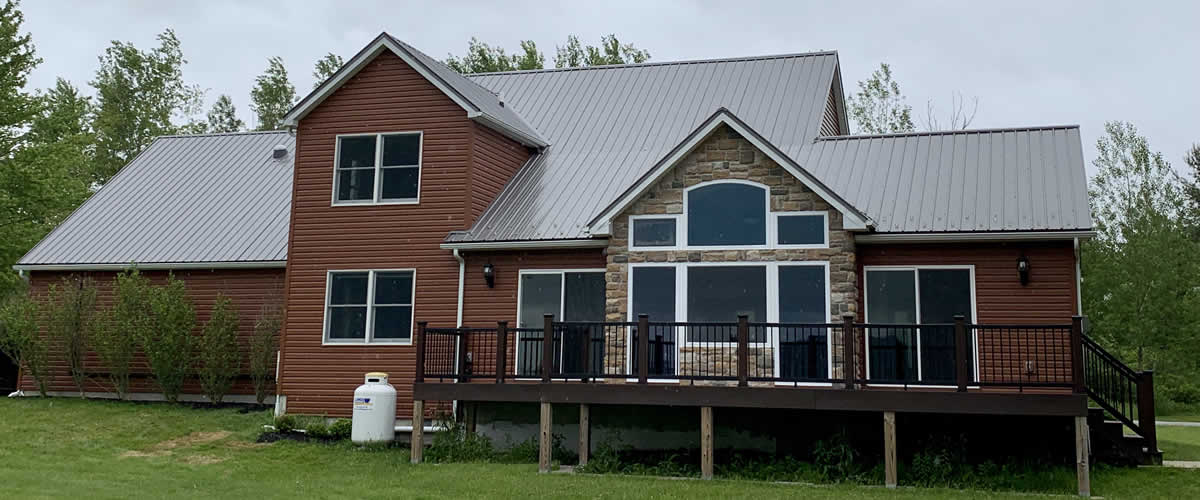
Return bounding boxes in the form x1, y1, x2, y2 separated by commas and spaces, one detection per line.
603, 125, 857, 380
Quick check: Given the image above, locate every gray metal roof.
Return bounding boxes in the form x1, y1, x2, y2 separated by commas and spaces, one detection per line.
797, 126, 1092, 233
18, 131, 293, 266
453, 51, 842, 242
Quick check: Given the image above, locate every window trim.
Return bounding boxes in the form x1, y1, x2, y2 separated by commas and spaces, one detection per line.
772, 211, 830, 249
861, 265, 978, 385
682, 180, 770, 250
321, 268, 417, 345
513, 268, 607, 376
627, 261, 832, 381
331, 131, 424, 206
628, 214, 682, 251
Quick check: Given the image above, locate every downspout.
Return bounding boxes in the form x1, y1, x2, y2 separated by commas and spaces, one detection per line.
1074, 237, 1083, 316
453, 249, 465, 327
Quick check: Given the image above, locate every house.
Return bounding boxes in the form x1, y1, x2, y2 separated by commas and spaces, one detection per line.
14, 33, 1155, 494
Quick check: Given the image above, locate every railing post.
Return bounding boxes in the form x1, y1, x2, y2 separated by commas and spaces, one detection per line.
457, 328, 471, 383
414, 322, 427, 383
1071, 316, 1085, 394
954, 315, 968, 392
637, 314, 649, 384
842, 313, 856, 390
579, 326, 591, 382
542, 314, 554, 383
496, 321, 508, 384
737, 315, 749, 387
1138, 370, 1157, 453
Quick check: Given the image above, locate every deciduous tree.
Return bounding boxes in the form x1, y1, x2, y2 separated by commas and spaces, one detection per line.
312, 52, 344, 88
250, 56, 295, 131
197, 293, 239, 404
205, 94, 243, 133
45, 276, 97, 397
446, 35, 648, 74
847, 63, 914, 134
143, 274, 194, 403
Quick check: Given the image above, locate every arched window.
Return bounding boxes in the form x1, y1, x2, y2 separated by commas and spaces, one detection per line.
686, 182, 767, 246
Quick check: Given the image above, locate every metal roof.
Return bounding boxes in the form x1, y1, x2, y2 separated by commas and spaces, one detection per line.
452, 51, 842, 242
17, 131, 293, 267
797, 126, 1092, 233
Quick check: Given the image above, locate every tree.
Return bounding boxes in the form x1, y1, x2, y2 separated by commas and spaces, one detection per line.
250, 56, 295, 131
143, 274, 194, 402
94, 269, 152, 400
249, 295, 281, 404
45, 276, 97, 397
1082, 121, 1200, 375
445, 35, 648, 74
923, 92, 979, 131
91, 29, 203, 183
0, 0, 40, 160
206, 94, 243, 133
197, 293, 239, 404
847, 63, 914, 134
1180, 143, 1200, 235
312, 52, 344, 88
0, 289, 46, 396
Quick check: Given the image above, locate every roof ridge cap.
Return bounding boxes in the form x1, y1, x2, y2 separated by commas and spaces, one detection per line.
158, 130, 290, 139
465, 50, 838, 77
817, 124, 1081, 141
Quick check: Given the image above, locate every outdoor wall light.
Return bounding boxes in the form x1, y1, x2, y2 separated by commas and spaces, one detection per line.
483, 262, 495, 288
1017, 255, 1030, 286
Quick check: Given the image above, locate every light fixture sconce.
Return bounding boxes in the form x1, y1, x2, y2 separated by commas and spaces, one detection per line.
1016, 255, 1030, 286
483, 262, 495, 288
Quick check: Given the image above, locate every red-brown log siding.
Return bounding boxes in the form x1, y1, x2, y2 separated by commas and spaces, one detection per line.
280, 50, 529, 419
18, 268, 284, 397
855, 241, 1079, 383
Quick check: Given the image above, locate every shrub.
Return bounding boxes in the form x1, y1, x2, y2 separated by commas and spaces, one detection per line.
249, 297, 281, 404
329, 419, 352, 440
0, 292, 48, 396
143, 274, 195, 403
45, 277, 97, 397
304, 418, 331, 439
93, 269, 151, 399
813, 429, 860, 482
197, 293, 239, 404
426, 417, 496, 462
273, 414, 297, 433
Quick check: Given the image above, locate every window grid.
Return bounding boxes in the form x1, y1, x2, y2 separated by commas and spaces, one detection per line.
333, 132, 423, 205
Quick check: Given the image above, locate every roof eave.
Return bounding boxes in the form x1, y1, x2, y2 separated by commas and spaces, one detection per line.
13, 260, 289, 272
854, 230, 1096, 244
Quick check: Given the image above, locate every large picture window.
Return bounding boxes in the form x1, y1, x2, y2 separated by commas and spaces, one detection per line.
324, 269, 415, 344
686, 182, 767, 246
334, 132, 422, 204
687, 266, 766, 342
864, 266, 975, 384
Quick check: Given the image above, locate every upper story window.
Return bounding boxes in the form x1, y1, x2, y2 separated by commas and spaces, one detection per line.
628, 180, 829, 251
334, 132, 422, 205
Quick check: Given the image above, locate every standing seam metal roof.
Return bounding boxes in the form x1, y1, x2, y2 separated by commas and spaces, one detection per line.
17, 131, 294, 265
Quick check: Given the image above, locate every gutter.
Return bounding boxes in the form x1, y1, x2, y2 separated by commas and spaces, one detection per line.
440, 239, 609, 251
12, 261, 288, 272
854, 230, 1096, 244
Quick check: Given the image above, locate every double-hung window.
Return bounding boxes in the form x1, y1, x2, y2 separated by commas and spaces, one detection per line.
334, 132, 422, 204
324, 270, 416, 344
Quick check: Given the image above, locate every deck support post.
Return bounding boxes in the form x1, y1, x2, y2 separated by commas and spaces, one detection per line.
539, 401, 553, 473
1138, 370, 1157, 454
464, 401, 476, 435
883, 411, 897, 488
411, 399, 424, 464
1075, 415, 1090, 497
578, 404, 590, 466
701, 406, 714, 480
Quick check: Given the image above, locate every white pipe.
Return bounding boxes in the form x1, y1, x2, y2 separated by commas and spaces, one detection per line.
1074, 237, 1084, 316
453, 249, 465, 328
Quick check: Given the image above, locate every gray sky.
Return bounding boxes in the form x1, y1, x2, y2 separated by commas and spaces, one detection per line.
21, 1, 1200, 176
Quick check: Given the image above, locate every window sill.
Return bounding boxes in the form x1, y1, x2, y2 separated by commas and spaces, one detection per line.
331, 199, 419, 207
321, 340, 414, 346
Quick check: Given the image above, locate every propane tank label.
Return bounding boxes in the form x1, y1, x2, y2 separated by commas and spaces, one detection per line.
353, 397, 373, 411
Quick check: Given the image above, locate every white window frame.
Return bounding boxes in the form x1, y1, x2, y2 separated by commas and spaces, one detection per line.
628, 214, 683, 251
861, 265, 978, 386
682, 180, 771, 250
772, 211, 830, 249
321, 269, 417, 345
513, 268, 607, 377
331, 131, 423, 206
627, 261, 833, 383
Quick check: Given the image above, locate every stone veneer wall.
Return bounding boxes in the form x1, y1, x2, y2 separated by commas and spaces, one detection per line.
603, 125, 857, 380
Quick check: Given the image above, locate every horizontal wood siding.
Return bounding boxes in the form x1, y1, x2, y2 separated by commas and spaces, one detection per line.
18, 269, 284, 397
856, 241, 1078, 382
283, 50, 479, 419
469, 123, 530, 225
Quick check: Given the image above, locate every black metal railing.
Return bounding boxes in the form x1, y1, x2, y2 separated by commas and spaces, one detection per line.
1083, 335, 1156, 451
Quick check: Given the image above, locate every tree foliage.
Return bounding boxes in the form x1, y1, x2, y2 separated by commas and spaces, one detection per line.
0, 287, 46, 395
847, 63, 914, 134
205, 94, 243, 133
1180, 143, 1200, 235
249, 295, 282, 404
91, 29, 203, 183
250, 56, 295, 131
143, 273, 194, 402
446, 35, 648, 74
312, 52, 344, 89
197, 293, 239, 404
94, 269, 152, 400
0, 0, 40, 159
1082, 121, 1200, 378
45, 276, 96, 397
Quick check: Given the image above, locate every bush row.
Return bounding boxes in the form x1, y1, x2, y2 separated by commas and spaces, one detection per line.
0, 269, 281, 404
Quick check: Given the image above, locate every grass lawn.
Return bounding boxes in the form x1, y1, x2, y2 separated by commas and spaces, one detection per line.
1159, 425, 1200, 461
2, 398, 1199, 499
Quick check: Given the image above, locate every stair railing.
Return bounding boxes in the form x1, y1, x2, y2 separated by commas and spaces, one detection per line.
1081, 334, 1157, 452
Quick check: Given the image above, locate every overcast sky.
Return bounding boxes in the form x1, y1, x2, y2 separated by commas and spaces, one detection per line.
21, 1, 1200, 176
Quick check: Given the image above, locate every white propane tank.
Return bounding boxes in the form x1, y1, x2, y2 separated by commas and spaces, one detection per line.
351, 372, 397, 443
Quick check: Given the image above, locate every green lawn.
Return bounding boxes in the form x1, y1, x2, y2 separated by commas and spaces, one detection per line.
1, 398, 1198, 499
1159, 425, 1200, 461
